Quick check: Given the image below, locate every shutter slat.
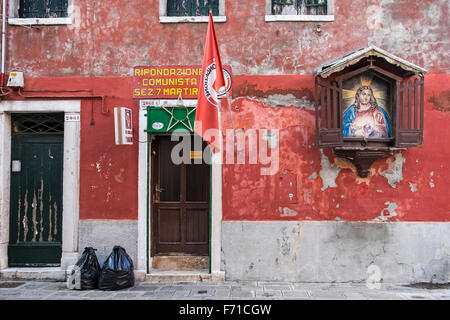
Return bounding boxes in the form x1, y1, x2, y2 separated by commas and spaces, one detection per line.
408, 80, 412, 129
414, 78, 418, 129
333, 84, 338, 129
327, 85, 331, 129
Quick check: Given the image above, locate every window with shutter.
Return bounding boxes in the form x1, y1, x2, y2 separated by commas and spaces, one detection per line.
266, 0, 334, 21
272, 0, 327, 15
18, 0, 68, 18
167, 0, 219, 16
9, 0, 72, 25
314, 46, 426, 177
159, 0, 226, 23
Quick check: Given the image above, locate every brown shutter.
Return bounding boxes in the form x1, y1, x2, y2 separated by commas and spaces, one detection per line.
395, 75, 424, 147
314, 76, 343, 147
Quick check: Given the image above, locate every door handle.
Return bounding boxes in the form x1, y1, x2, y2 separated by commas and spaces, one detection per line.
155, 184, 165, 193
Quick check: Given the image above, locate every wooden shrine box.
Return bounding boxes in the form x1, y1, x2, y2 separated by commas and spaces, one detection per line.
314, 46, 427, 177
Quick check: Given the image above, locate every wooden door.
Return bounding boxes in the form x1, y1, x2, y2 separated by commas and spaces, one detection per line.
8, 113, 64, 266
151, 135, 210, 256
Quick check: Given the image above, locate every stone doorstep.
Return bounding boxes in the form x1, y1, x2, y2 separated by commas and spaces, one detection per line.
0, 268, 66, 281
0, 268, 147, 282
144, 270, 225, 282
151, 256, 209, 271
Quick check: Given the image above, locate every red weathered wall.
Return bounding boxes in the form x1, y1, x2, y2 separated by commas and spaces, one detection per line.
3, 0, 449, 222
222, 74, 450, 222
4, 73, 448, 222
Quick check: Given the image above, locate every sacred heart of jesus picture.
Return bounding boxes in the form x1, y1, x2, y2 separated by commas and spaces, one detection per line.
342, 71, 392, 139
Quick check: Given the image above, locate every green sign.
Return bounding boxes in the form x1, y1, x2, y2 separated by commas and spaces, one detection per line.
147, 106, 197, 133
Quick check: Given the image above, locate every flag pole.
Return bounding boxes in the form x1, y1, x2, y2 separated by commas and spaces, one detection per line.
224, 91, 237, 148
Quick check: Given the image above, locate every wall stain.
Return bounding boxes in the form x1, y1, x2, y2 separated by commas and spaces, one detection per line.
428, 90, 450, 112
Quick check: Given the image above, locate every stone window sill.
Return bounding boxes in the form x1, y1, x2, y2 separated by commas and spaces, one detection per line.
8, 17, 72, 25
159, 16, 226, 23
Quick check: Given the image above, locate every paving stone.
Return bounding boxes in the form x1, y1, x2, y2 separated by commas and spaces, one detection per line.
282, 290, 310, 299
159, 285, 185, 291
49, 296, 90, 300
173, 290, 191, 298
230, 288, 254, 298
142, 291, 158, 297
15, 289, 54, 297
363, 292, 405, 300
342, 291, 369, 300
0, 290, 23, 296
263, 284, 292, 291
189, 288, 215, 297
6, 297, 42, 300
256, 290, 282, 297
258, 281, 291, 286
48, 290, 88, 297
292, 283, 331, 291
236, 280, 259, 286
112, 292, 144, 299
152, 290, 175, 298
309, 290, 347, 299
20, 282, 50, 289
84, 291, 115, 298
433, 293, 450, 300
41, 282, 69, 290
128, 285, 160, 291
397, 292, 437, 300
230, 285, 259, 292
215, 288, 231, 297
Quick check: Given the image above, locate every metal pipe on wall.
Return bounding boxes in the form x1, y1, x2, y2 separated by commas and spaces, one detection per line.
1, 0, 6, 76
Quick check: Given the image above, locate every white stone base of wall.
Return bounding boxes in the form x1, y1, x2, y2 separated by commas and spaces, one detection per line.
221, 221, 450, 284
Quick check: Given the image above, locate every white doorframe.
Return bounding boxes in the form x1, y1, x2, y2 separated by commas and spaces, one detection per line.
0, 100, 81, 270
137, 100, 224, 278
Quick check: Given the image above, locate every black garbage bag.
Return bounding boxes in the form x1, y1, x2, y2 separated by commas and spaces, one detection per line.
98, 246, 135, 290
67, 247, 101, 290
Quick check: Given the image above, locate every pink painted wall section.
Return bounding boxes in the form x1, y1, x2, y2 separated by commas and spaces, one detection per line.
6, 0, 449, 77
78, 78, 139, 220
222, 74, 450, 222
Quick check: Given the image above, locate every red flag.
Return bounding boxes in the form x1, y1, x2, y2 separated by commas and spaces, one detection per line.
195, 12, 226, 152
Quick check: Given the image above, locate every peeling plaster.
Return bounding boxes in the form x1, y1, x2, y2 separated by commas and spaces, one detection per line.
260, 94, 314, 109
373, 201, 398, 222
382, 153, 405, 188
279, 207, 298, 217
429, 171, 435, 188
308, 172, 318, 180
319, 150, 341, 191
409, 182, 418, 192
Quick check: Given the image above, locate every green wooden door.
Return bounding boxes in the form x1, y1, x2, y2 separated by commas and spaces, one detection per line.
8, 131, 64, 266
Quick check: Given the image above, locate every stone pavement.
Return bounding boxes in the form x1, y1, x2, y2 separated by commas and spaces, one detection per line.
0, 279, 449, 300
